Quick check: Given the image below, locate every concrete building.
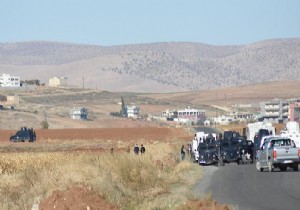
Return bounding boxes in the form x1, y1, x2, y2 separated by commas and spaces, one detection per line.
176, 107, 206, 124
6, 95, 20, 105
70, 107, 88, 120
0, 73, 20, 87
289, 101, 300, 122
162, 109, 178, 121
49, 76, 68, 87
260, 99, 289, 123
126, 106, 140, 118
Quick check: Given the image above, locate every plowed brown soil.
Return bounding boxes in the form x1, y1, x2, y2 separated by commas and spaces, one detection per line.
0, 127, 192, 142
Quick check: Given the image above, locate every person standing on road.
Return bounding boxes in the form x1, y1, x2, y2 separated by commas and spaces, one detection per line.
181, 145, 186, 161
140, 144, 145, 154
134, 144, 139, 155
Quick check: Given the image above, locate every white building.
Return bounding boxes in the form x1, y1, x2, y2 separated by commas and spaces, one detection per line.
49, 76, 68, 87
0, 74, 20, 87
177, 107, 206, 124
126, 106, 140, 118
70, 107, 88, 120
213, 115, 235, 125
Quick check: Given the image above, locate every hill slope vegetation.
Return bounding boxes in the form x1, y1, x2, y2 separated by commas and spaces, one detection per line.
0, 39, 299, 92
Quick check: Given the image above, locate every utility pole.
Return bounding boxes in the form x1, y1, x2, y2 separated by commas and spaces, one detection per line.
82, 77, 85, 89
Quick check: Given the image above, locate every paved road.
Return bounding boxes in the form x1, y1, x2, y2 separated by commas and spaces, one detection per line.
195, 164, 300, 210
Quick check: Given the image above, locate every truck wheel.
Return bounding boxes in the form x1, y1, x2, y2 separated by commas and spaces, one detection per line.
293, 165, 299, 171
268, 161, 273, 172
256, 161, 263, 172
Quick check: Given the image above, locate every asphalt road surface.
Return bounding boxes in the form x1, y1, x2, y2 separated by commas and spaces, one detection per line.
196, 164, 300, 210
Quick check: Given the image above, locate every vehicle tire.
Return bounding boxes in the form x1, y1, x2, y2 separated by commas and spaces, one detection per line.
268, 161, 273, 172
293, 164, 299, 171
280, 166, 287, 171
256, 161, 263, 172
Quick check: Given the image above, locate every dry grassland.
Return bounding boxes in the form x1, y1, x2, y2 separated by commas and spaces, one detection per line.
0, 141, 232, 210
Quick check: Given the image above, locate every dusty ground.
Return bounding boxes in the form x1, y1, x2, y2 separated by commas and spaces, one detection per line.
39, 185, 120, 210
0, 83, 297, 209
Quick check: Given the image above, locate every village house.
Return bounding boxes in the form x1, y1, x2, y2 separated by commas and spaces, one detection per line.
49, 76, 68, 87
0, 73, 20, 87
70, 107, 88, 120
126, 105, 140, 118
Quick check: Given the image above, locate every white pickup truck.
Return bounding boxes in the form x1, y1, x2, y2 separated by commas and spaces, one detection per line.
256, 138, 300, 172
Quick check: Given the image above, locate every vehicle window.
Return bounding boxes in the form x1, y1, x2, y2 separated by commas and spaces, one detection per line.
259, 129, 270, 136
272, 139, 291, 147
262, 142, 268, 150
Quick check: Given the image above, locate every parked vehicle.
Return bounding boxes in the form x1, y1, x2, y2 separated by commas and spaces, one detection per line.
256, 138, 300, 172
220, 140, 241, 164
246, 122, 275, 141
191, 132, 217, 162
10, 127, 36, 142
253, 128, 272, 160
223, 131, 240, 141
198, 142, 219, 165
237, 139, 254, 164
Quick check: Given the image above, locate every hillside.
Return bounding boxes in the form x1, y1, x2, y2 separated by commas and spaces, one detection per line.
0, 39, 299, 92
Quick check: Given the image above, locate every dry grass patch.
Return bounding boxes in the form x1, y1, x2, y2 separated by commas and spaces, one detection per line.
0, 142, 203, 210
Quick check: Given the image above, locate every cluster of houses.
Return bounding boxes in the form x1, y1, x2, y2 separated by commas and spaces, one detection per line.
1, 73, 299, 124
0, 73, 68, 88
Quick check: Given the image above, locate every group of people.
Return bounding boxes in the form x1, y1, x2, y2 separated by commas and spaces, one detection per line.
181, 144, 192, 160
128, 144, 146, 155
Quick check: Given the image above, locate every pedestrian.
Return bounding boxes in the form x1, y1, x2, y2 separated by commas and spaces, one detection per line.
140, 144, 145, 154
181, 145, 186, 161
110, 148, 114, 155
127, 146, 130, 154
134, 144, 139, 155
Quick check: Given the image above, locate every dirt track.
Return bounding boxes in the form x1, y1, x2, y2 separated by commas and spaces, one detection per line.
0, 127, 192, 142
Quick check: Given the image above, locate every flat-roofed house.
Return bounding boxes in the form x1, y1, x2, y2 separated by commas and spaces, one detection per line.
177, 107, 206, 124
49, 77, 68, 87
126, 106, 140, 118
0, 74, 20, 87
70, 107, 88, 120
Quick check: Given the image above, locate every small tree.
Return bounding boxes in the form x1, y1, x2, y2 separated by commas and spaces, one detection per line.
41, 120, 49, 129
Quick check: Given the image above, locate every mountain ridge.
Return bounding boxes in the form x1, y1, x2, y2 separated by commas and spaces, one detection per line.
0, 38, 299, 92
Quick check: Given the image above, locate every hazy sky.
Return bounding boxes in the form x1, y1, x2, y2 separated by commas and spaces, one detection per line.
1, 0, 299, 46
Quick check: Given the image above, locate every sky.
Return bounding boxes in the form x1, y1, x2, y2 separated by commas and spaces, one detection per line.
1, 0, 300, 46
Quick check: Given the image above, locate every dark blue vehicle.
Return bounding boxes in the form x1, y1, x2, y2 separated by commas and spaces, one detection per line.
198, 142, 219, 165
10, 127, 36, 142
220, 140, 240, 164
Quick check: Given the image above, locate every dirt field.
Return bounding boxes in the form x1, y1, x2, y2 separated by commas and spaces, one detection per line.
0, 127, 192, 143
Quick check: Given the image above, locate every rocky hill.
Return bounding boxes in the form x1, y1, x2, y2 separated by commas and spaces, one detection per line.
0, 39, 299, 92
